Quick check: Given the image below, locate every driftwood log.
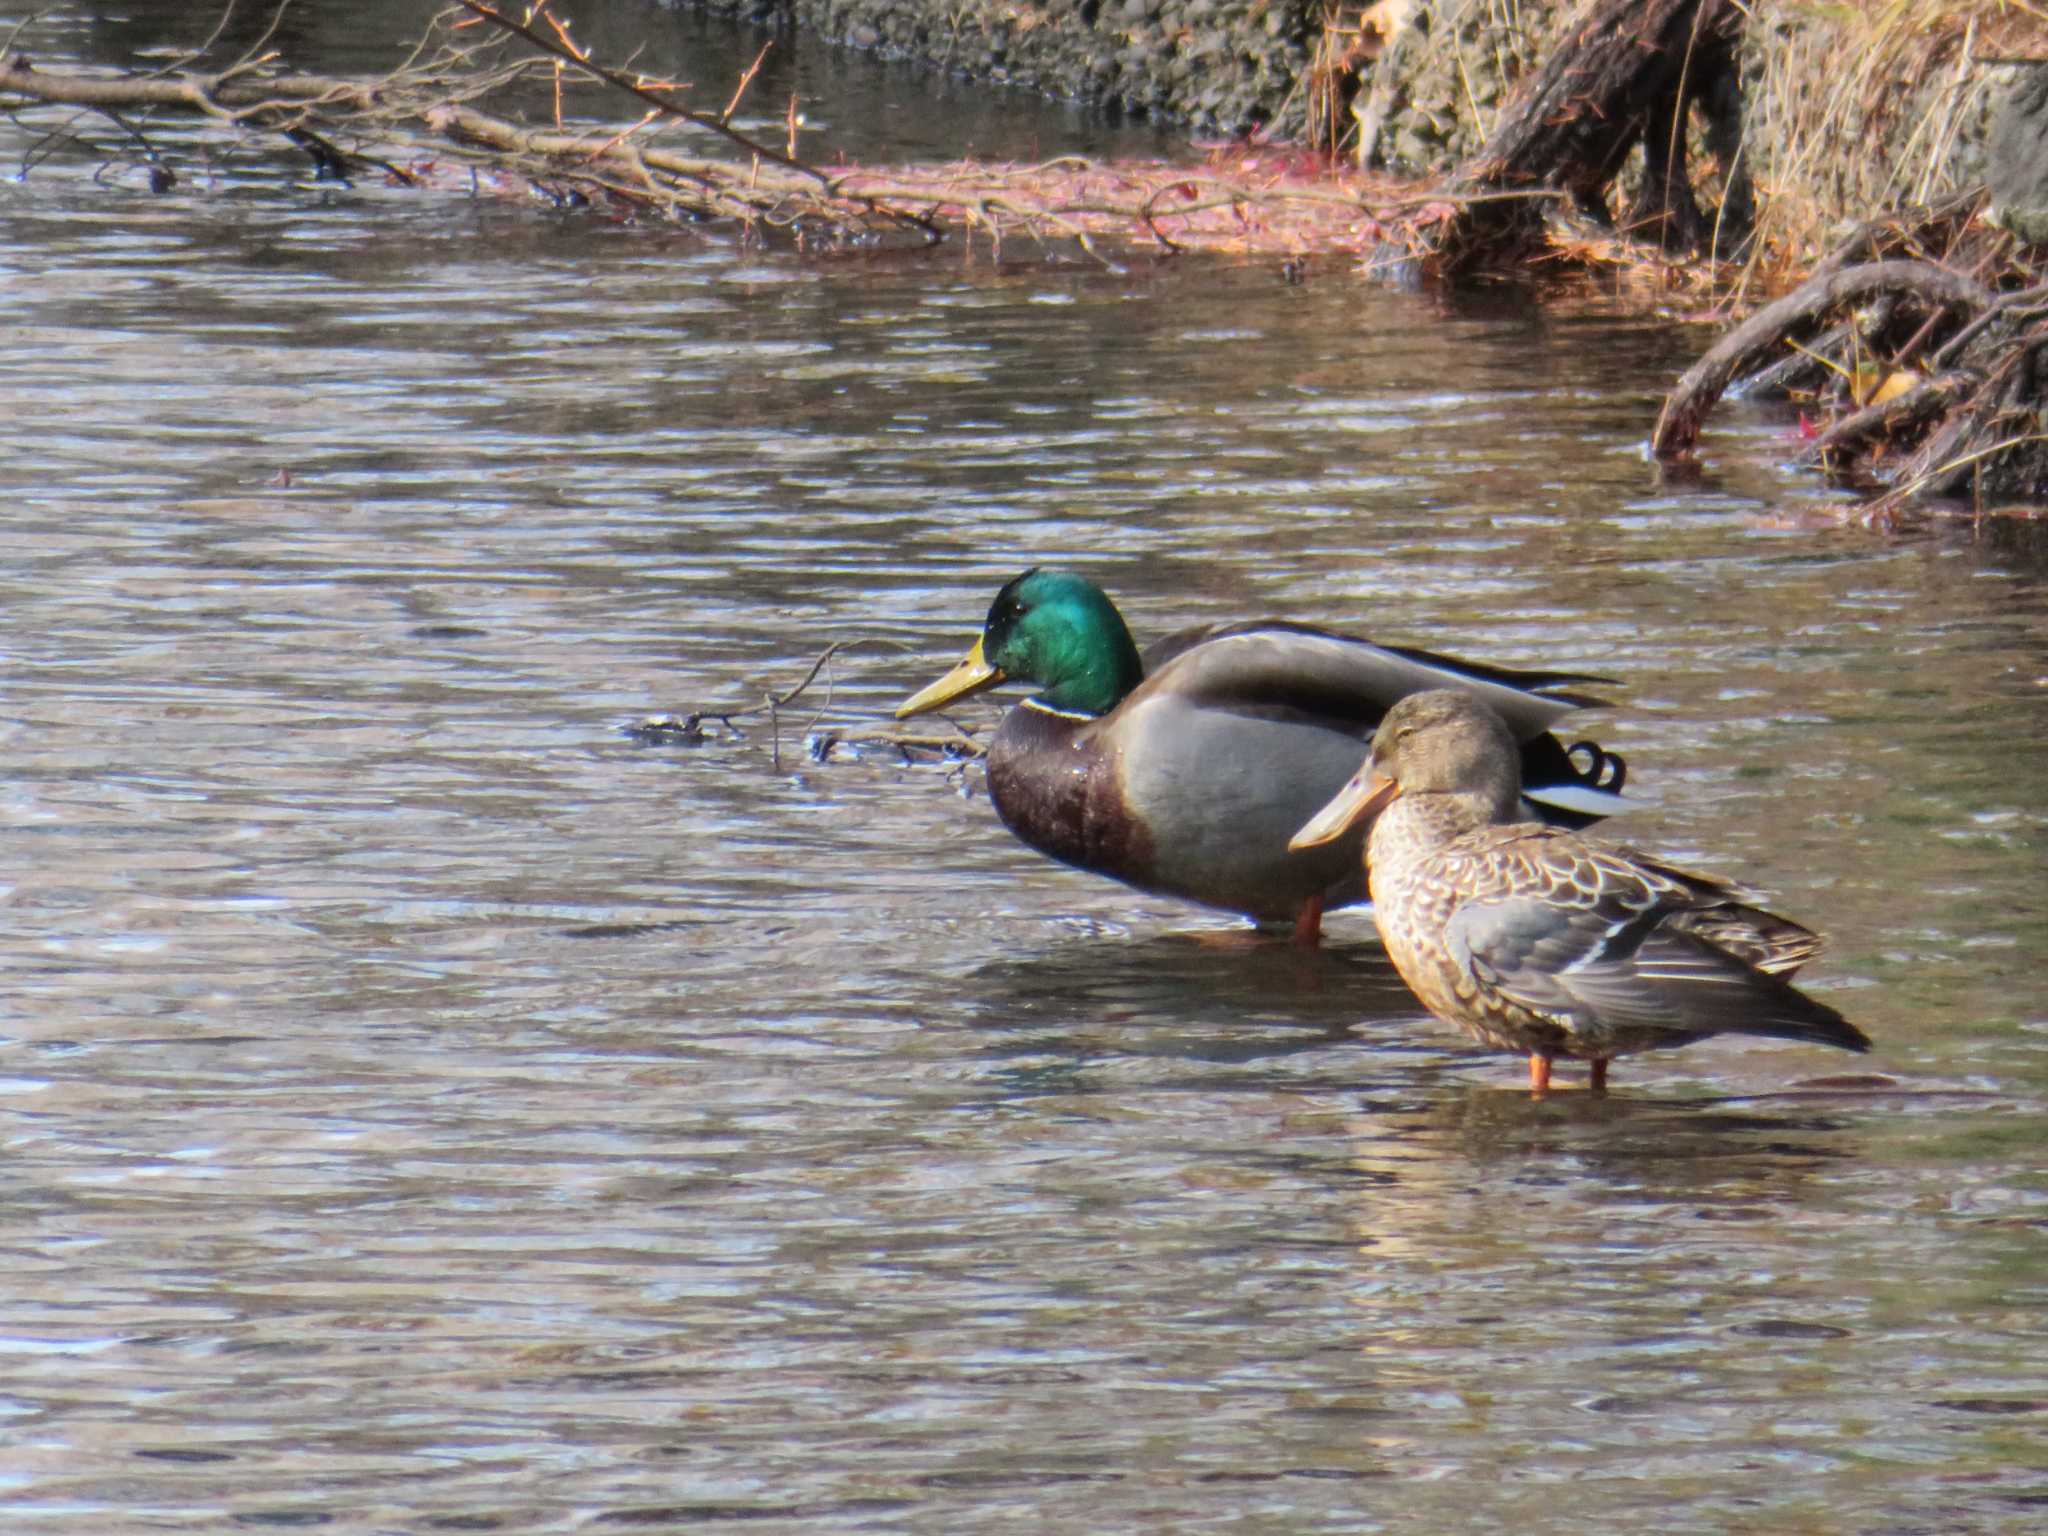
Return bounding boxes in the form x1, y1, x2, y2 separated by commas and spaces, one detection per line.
1416, 0, 1751, 272
0, 18, 942, 244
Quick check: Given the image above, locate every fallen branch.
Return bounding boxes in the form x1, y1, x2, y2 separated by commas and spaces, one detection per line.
0, 12, 1621, 264
0, 36, 942, 241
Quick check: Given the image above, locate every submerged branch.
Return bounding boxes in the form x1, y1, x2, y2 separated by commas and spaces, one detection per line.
624, 642, 984, 772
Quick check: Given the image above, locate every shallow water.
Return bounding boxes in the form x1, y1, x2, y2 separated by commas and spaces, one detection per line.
2, 2, 2047, 1531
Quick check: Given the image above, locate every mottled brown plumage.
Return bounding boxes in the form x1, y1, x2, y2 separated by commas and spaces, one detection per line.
1291, 690, 1869, 1091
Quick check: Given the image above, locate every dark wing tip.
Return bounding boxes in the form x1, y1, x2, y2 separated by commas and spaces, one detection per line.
1374, 638, 1618, 697
1813, 1013, 1874, 1053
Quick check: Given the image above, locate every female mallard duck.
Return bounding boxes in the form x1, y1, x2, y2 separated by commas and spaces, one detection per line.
896, 569, 1627, 945
1290, 689, 1871, 1091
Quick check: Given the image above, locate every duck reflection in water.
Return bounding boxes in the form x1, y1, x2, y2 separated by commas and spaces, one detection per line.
957, 930, 1416, 1066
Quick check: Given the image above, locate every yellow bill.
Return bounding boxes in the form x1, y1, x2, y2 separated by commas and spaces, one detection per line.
1289, 768, 1401, 850
896, 637, 1007, 719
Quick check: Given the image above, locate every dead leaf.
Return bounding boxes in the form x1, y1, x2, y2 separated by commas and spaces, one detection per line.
1869, 367, 1921, 408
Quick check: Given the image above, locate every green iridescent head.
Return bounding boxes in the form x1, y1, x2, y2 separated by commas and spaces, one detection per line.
978, 569, 1144, 716
895, 568, 1144, 721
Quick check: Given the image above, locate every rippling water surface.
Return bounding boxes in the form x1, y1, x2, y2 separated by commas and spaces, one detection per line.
3, 2, 2047, 1531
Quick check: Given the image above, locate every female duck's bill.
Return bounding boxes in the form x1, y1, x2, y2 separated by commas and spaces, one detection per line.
1289, 762, 1401, 851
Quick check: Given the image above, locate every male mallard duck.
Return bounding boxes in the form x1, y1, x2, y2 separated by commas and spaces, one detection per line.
1290, 689, 1871, 1091
896, 569, 1627, 944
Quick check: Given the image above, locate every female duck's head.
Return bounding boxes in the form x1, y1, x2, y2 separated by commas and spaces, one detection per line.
1290, 689, 1524, 850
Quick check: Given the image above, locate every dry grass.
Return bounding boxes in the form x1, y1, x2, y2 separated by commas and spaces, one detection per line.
1305, 0, 1556, 166
1303, 2, 1397, 160
1741, 0, 2048, 294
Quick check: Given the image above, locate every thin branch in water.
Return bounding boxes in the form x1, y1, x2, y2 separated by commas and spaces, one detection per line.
768, 642, 849, 711
767, 641, 846, 771
625, 640, 988, 767
1888, 432, 2048, 506
721, 40, 771, 127
452, 0, 828, 187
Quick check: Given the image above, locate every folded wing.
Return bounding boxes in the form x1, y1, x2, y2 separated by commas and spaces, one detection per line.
1444, 840, 1869, 1053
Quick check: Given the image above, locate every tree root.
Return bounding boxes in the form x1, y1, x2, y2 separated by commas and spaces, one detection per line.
1400, 0, 1752, 278
1651, 203, 2048, 514
1652, 260, 1997, 457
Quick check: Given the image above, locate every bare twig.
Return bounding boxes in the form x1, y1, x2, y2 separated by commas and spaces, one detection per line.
766, 641, 848, 770
721, 41, 772, 126
453, 1, 826, 186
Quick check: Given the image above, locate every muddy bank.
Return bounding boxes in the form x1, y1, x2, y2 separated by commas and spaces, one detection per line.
690, 3, 2028, 268
682, 0, 1571, 151
689, 0, 1323, 137
679, 1, 2047, 514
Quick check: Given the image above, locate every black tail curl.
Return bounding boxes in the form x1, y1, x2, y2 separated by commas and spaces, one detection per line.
1567, 738, 1628, 794
1514, 733, 1629, 830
